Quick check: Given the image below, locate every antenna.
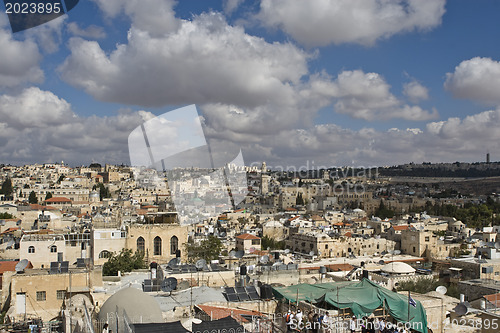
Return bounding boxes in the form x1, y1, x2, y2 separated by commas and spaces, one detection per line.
161, 277, 178, 293
195, 259, 207, 270
15, 259, 29, 273
168, 257, 180, 268
436, 286, 447, 295
260, 255, 269, 264
454, 303, 468, 316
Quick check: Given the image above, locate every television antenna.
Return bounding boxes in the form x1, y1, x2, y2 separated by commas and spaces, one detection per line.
15, 259, 29, 273
436, 286, 447, 295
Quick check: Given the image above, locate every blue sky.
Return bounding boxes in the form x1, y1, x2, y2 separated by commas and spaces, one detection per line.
1, 0, 500, 168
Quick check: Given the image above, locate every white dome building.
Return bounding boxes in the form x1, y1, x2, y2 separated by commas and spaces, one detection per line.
99, 287, 164, 331
381, 262, 416, 275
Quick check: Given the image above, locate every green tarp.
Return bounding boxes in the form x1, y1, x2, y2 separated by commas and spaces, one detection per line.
272, 279, 428, 333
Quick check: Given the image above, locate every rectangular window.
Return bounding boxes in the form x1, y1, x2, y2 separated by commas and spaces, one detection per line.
36, 291, 46, 301
425, 237, 430, 242
251, 239, 260, 245
57, 290, 66, 300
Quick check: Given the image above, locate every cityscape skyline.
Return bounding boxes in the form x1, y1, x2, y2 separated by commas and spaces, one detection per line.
1, 1, 500, 168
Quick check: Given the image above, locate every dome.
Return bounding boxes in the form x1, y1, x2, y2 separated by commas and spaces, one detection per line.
381, 262, 416, 274
99, 287, 163, 329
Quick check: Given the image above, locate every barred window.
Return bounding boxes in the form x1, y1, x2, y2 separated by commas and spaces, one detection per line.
36, 291, 46, 301
57, 290, 66, 300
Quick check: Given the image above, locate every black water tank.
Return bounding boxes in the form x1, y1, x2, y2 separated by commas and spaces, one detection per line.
260, 284, 273, 300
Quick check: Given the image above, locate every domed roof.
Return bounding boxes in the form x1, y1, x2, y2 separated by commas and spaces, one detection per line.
99, 287, 163, 327
381, 262, 416, 274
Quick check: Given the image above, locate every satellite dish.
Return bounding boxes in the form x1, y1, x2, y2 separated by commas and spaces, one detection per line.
4, 240, 15, 248
260, 255, 270, 264
15, 259, 29, 273
195, 259, 207, 270
436, 286, 447, 295
388, 250, 394, 255
454, 303, 468, 316
168, 257, 180, 268
393, 250, 401, 255
284, 249, 290, 254
234, 250, 244, 259
229, 250, 236, 258
309, 251, 315, 256
378, 260, 385, 265
161, 277, 178, 292
495, 242, 500, 250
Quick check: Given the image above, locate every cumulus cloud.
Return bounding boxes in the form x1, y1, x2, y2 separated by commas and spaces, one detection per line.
67, 22, 106, 39
0, 88, 156, 165
256, 0, 446, 47
0, 87, 75, 129
223, 0, 245, 15
59, 12, 309, 108
403, 80, 429, 102
92, 0, 179, 36
306, 71, 438, 121
25, 15, 67, 53
0, 88, 497, 167
445, 57, 500, 105
0, 29, 43, 87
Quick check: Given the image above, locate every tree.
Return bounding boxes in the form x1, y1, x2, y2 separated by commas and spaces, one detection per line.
95, 183, 111, 200
296, 193, 304, 206
396, 277, 441, 294
261, 235, 285, 250
374, 199, 395, 219
102, 249, 146, 276
0, 178, 13, 198
45, 192, 53, 200
185, 235, 223, 262
0, 212, 14, 219
28, 191, 38, 204
57, 174, 65, 184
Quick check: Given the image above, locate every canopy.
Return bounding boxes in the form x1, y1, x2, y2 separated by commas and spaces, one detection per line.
273, 279, 428, 333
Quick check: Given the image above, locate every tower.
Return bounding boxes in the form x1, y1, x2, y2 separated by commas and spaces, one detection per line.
487, 152, 490, 164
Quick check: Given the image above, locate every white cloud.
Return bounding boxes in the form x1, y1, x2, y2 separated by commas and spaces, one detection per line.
0, 87, 74, 129
25, 15, 67, 53
0, 89, 156, 165
403, 80, 429, 102
223, 0, 245, 15
445, 57, 500, 105
59, 12, 310, 108
0, 88, 497, 167
0, 29, 43, 87
256, 0, 446, 47
307, 70, 438, 121
67, 22, 106, 39
92, 0, 179, 37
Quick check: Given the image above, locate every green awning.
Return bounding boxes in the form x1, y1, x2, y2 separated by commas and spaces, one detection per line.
273, 279, 428, 333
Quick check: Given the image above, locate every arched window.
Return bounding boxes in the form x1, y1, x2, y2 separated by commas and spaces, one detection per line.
28, 246, 35, 253
137, 236, 145, 254
170, 236, 178, 255
99, 250, 111, 259
154, 236, 162, 256
50, 245, 57, 253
